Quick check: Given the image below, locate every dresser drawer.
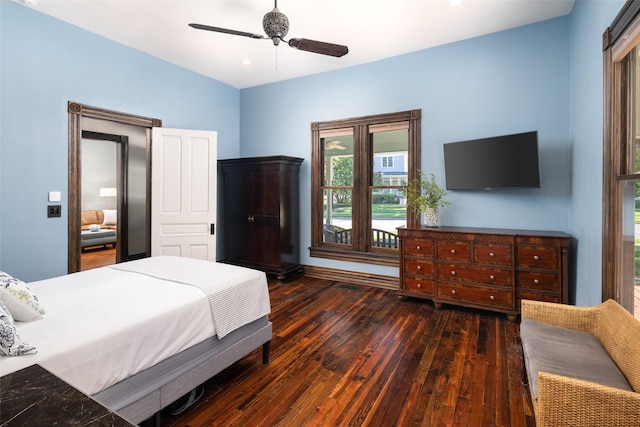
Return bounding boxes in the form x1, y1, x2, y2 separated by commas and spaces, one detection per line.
516, 291, 561, 308
516, 271, 559, 292
516, 245, 558, 269
404, 238, 435, 257
404, 277, 435, 295
437, 282, 512, 309
437, 263, 512, 287
474, 243, 512, 266
404, 259, 435, 276
437, 240, 470, 262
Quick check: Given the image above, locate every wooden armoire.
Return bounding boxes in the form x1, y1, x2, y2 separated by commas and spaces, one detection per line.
218, 156, 303, 279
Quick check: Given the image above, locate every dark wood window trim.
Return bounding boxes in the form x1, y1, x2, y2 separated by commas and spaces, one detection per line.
602, 1, 640, 302
310, 109, 421, 267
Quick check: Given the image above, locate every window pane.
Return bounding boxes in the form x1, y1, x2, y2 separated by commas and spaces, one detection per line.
625, 47, 640, 319
322, 128, 354, 185
621, 180, 640, 320
370, 123, 408, 250
635, 46, 640, 173
321, 128, 354, 245
322, 188, 352, 244
370, 189, 404, 249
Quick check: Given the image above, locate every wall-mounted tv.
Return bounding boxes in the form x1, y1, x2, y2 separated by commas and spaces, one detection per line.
443, 131, 540, 190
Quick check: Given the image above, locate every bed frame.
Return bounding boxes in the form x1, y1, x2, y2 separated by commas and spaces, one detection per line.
92, 316, 272, 425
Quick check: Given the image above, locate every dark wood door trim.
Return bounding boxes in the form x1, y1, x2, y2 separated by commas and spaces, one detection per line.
68, 101, 161, 273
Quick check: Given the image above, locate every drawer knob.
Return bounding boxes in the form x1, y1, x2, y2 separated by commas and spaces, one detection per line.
416, 245, 421, 250
451, 270, 456, 276
489, 252, 495, 257
417, 265, 422, 271
489, 295, 495, 301
533, 255, 539, 260
534, 279, 540, 284
451, 289, 457, 295
417, 283, 422, 289
489, 275, 495, 280
451, 249, 456, 254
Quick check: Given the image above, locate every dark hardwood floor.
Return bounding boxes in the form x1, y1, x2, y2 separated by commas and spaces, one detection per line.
141, 276, 535, 427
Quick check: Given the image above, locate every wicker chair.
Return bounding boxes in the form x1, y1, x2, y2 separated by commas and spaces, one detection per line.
520, 299, 640, 426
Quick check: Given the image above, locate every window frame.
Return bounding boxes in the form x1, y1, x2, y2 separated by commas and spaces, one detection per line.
602, 0, 640, 304
310, 109, 421, 266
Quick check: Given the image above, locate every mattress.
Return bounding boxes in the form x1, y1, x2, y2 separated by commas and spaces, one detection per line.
0, 256, 271, 396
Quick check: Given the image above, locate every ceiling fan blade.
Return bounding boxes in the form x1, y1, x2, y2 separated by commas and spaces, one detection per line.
288, 38, 349, 57
189, 23, 265, 40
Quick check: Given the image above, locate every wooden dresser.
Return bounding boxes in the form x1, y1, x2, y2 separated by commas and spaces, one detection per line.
397, 226, 571, 320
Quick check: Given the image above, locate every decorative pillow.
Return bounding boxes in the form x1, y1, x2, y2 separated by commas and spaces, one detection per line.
81, 210, 100, 227
0, 271, 46, 321
0, 301, 36, 356
89, 224, 100, 232
103, 209, 117, 226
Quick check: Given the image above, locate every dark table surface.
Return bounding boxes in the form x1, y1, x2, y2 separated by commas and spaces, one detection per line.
0, 364, 135, 426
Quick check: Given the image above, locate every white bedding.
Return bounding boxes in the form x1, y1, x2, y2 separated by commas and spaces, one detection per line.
0, 256, 270, 396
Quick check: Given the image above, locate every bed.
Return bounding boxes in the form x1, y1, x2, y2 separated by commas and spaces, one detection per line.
0, 256, 272, 424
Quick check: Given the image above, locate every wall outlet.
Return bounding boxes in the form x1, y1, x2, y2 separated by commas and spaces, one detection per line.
47, 205, 61, 218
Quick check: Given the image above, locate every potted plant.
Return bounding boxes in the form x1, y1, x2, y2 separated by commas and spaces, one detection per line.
403, 170, 450, 227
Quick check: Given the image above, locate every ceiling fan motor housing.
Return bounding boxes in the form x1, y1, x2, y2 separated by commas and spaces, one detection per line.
263, 7, 289, 45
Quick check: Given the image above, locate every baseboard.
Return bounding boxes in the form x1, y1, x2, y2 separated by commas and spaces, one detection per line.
302, 265, 399, 290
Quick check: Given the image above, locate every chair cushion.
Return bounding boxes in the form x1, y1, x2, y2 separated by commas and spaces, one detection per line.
520, 318, 632, 400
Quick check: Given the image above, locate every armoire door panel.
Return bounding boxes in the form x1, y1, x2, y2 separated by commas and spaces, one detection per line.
253, 216, 280, 266
254, 170, 282, 217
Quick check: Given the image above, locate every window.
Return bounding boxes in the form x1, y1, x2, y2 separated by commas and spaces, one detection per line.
310, 110, 421, 266
381, 156, 394, 168
603, 2, 640, 320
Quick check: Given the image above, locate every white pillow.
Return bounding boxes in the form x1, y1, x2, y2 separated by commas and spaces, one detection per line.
0, 271, 46, 321
0, 300, 36, 356
103, 209, 117, 226
89, 224, 100, 232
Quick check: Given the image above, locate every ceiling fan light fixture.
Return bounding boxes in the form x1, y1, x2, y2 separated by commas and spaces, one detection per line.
263, 7, 289, 45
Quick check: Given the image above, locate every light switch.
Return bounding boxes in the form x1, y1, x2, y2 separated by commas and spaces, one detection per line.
48, 191, 61, 202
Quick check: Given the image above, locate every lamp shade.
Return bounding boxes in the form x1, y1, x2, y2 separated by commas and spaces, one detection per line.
99, 187, 117, 198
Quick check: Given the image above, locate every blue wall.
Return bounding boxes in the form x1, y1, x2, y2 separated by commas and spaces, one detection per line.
0, 0, 628, 306
240, 17, 573, 279
0, 1, 240, 281
568, 0, 625, 305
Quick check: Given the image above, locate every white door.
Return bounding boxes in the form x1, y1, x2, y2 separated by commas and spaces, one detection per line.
151, 127, 217, 261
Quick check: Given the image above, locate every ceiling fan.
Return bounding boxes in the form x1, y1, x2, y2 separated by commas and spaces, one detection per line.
325, 140, 346, 150
189, 0, 349, 58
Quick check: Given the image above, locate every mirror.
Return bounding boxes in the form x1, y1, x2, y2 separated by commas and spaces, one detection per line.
80, 136, 120, 270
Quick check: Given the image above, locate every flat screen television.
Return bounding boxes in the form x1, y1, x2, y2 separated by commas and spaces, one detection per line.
443, 131, 540, 190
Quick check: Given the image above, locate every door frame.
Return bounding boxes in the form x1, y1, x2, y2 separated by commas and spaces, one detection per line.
67, 101, 162, 273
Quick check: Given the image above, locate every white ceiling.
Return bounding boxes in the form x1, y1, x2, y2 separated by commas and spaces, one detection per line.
15, 0, 575, 89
